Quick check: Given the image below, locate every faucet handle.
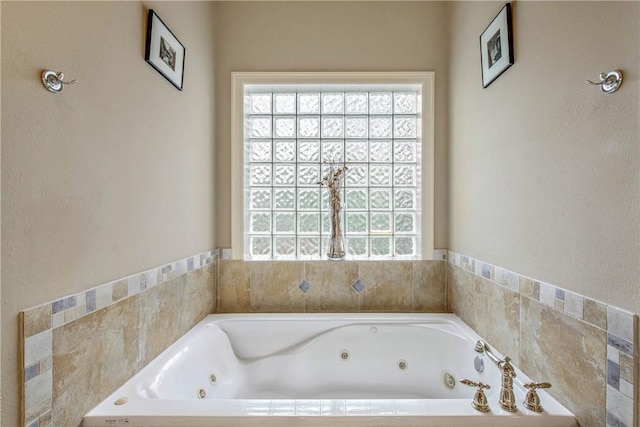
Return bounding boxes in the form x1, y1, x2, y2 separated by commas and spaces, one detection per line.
523, 382, 552, 412
460, 379, 491, 413
524, 382, 551, 389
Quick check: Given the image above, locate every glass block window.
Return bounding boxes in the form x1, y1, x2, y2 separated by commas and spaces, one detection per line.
244, 87, 422, 260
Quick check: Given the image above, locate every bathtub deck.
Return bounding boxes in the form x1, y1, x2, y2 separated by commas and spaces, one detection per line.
83, 313, 577, 427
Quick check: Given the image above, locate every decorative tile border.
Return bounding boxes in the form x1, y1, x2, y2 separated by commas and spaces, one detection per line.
21, 250, 217, 427
448, 250, 638, 427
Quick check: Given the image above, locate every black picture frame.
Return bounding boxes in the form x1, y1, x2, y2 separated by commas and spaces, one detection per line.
480, 3, 514, 88
145, 9, 185, 91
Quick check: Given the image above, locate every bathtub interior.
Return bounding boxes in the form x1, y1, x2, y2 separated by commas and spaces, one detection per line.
140, 320, 488, 400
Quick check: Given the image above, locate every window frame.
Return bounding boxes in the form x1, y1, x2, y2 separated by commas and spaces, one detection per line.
231, 72, 435, 260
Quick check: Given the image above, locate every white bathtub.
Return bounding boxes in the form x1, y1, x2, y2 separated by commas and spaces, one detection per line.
83, 313, 577, 427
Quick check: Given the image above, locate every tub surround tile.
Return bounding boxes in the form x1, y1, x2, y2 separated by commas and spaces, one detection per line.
95, 283, 113, 311
448, 265, 520, 360
519, 277, 540, 301
250, 261, 305, 312
217, 259, 446, 314
127, 274, 141, 296
520, 297, 606, 427
146, 268, 158, 288
608, 333, 634, 356
85, 289, 97, 313
63, 303, 83, 324
619, 378, 634, 400
608, 345, 621, 363
585, 298, 608, 330
24, 330, 52, 368
504, 270, 520, 293
25, 369, 53, 415
303, 261, 358, 312
351, 278, 366, 294
412, 260, 446, 312
48, 262, 217, 427
111, 279, 128, 302
539, 282, 557, 308
138, 265, 215, 365
24, 397, 52, 427
20, 249, 217, 427
607, 385, 634, 427
298, 279, 312, 293
608, 410, 629, 427
185, 265, 217, 327
38, 410, 52, 427
25, 245, 636, 427
23, 304, 52, 338
481, 262, 493, 280
619, 353, 634, 384
564, 291, 584, 320
52, 296, 76, 315
358, 261, 413, 312
53, 296, 141, 427
218, 260, 251, 313
139, 276, 189, 365
24, 363, 40, 382
608, 306, 635, 343
160, 263, 176, 283
608, 359, 621, 389
447, 250, 638, 427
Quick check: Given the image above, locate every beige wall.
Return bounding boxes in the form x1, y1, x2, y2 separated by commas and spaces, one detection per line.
1, 2, 216, 425
214, 1, 450, 250
448, 1, 639, 314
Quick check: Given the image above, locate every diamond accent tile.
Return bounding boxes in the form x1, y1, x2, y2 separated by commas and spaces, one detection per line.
298, 279, 312, 293
351, 279, 366, 294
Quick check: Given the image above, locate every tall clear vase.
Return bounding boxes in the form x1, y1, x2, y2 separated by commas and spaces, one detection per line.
327, 200, 345, 260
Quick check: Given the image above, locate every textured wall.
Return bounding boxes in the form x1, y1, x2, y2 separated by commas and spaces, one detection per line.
213, 1, 450, 250
1, 2, 216, 425
448, 1, 639, 314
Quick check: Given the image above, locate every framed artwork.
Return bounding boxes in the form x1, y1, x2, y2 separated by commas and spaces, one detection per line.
145, 9, 185, 90
480, 3, 514, 88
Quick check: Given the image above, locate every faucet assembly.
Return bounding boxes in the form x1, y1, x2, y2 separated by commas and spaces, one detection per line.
474, 340, 517, 412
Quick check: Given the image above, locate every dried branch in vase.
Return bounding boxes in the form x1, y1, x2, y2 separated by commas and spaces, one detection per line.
318, 164, 348, 259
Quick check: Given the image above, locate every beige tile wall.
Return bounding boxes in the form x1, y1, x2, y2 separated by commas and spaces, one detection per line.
24, 249, 635, 427
52, 265, 216, 427
217, 260, 446, 313
21, 255, 217, 427
447, 255, 637, 427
